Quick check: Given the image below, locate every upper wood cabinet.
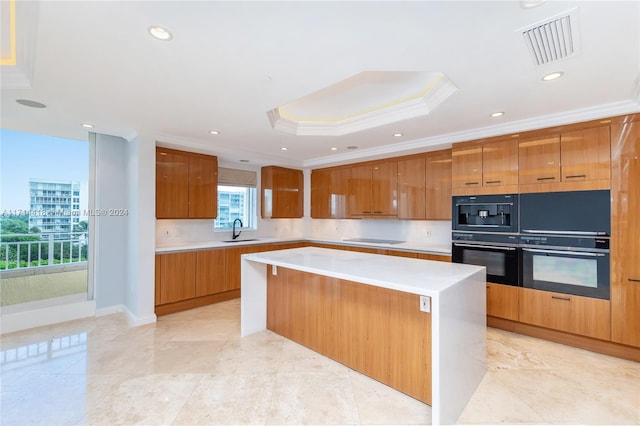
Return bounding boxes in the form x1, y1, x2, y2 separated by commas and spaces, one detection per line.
560, 127, 611, 182
519, 127, 610, 193
425, 149, 452, 220
261, 166, 303, 218
452, 139, 518, 195
156, 147, 218, 219
349, 161, 397, 217
311, 167, 350, 219
611, 121, 640, 348
397, 157, 425, 220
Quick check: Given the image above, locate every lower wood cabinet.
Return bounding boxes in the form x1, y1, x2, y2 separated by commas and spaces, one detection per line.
155, 242, 448, 316
157, 251, 196, 304
196, 249, 227, 296
486, 282, 519, 321
518, 288, 611, 341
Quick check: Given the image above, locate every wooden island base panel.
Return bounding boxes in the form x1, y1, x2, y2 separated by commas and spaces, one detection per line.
241, 247, 487, 426
267, 266, 432, 404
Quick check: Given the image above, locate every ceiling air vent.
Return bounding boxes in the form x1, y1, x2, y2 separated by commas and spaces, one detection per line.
520, 9, 579, 66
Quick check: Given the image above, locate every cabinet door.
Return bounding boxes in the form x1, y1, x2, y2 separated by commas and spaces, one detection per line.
311, 169, 331, 219
156, 148, 189, 218
483, 139, 518, 188
262, 166, 303, 218
225, 245, 268, 291
518, 135, 561, 185
486, 282, 518, 321
196, 249, 227, 296
519, 288, 611, 340
611, 122, 640, 347
561, 127, 611, 183
397, 157, 425, 220
349, 164, 373, 216
188, 155, 218, 219
159, 252, 196, 304
154, 256, 161, 305
371, 161, 397, 216
451, 143, 482, 189
425, 150, 452, 220
331, 168, 351, 218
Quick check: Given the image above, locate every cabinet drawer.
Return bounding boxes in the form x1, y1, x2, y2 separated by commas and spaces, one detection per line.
519, 288, 611, 340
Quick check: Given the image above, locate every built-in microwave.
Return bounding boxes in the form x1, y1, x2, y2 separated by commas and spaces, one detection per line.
452, 194, 518, 233
519, 190, 610, 236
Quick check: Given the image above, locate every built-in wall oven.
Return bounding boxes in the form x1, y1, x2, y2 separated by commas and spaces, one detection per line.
519, 190, 611, 300
452, 232, 520, 287
520, 235, 610, 299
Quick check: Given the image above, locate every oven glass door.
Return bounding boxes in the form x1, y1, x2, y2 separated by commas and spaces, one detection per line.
521, 248, 610, 299
452, 243, 520, 286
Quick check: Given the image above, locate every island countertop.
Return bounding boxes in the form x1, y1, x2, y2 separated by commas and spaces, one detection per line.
242, 246, 481, 297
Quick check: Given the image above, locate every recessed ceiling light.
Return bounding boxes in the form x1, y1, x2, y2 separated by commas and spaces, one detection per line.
542, 72, 563, 81
330, 147, 338, 151
208, 130, 220, 135
81, 123, 94, 128
148, 26, 173, 41
239, 159, 250, 163
490, 112, 505, 117
520, 0, 545, 8
393, 133, 403, 137
16, 99, 46, 108
280, 147, 288, 151
346, 146, 359, 150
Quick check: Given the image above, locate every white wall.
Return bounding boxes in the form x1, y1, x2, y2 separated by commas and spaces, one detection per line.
93, 133, 128, 311
125, 135, 156, 326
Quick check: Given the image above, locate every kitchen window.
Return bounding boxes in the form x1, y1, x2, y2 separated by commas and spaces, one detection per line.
214, 168, 257, 230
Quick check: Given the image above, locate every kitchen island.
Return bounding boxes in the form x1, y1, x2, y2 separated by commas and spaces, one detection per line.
241, 247, 486, 425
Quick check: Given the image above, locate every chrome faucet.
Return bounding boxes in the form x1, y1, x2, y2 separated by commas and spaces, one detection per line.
232, 218, 243, 240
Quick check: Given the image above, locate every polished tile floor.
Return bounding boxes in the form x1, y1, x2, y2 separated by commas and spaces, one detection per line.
1, 299, 638, 425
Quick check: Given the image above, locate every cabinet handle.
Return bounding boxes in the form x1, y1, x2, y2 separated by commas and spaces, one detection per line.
551, 295, 571, 301
485, 180, 501, 184
465, 182, 479, 185
565, 174, 587, 179
373, 211, 383, 214
486, 285, 490, 289
537, 177, 556, 181
362, 211, 371, 214
629, 278, 640, 282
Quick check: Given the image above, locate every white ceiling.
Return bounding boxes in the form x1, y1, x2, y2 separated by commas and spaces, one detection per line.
1, 1, 639, 168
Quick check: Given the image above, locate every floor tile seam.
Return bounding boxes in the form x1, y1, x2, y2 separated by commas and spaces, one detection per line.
165, 373, 207, 426
344, 368, 364, 425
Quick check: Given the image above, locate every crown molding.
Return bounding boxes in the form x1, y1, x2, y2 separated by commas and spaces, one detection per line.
303, 100, 640, 168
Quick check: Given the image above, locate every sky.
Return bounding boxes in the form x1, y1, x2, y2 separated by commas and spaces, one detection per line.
0, 129, 89, 212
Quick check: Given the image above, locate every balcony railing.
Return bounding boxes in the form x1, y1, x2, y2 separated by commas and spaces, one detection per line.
0, 232, 88, 271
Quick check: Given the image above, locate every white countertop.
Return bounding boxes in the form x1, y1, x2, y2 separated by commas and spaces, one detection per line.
243, 246, 481, 297
155, 237, 452, 255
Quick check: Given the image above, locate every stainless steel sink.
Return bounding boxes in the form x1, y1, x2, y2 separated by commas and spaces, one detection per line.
221, 238, 260, 243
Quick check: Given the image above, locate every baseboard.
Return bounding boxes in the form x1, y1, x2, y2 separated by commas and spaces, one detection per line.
95, 304, 124, 317
124, 305, 157, 327
0, 300, 96, 335
488, 316, 640, 362
154, 289, 241, 316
